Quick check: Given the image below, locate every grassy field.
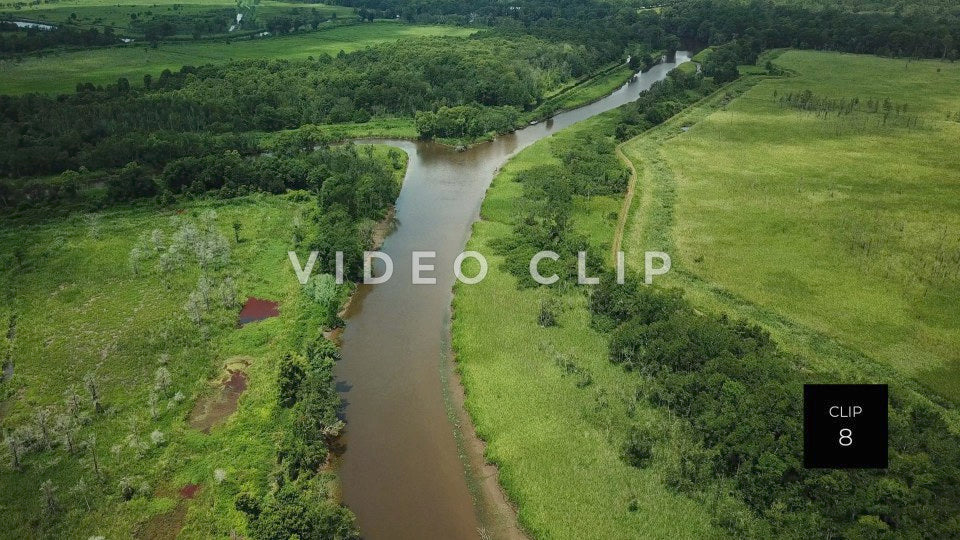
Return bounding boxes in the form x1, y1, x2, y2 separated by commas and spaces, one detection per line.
0, 22, 475, 95
537, 63, 634, 114
622, 50, 960, 400
0, 194, 309, 537
0, 142, 401, 537
452, 112, 718, 539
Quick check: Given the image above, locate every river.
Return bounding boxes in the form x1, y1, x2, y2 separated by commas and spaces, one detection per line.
334, 51, 691, 540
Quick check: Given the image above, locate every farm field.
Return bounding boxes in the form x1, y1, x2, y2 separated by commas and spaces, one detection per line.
622, 50, 960, 400
0, 22, 475, 94
452, 111, 718, 539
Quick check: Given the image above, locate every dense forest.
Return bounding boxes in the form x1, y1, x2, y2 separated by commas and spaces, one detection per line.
0, 34, 602, 186
7, 0, 958, 210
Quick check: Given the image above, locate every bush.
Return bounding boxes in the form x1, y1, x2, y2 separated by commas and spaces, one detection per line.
622, 424, 655, 468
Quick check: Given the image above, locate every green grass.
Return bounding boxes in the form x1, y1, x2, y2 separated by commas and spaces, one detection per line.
538, 64, 634, 113
0, 143, 405, 537
0, 194, 307, 537
0, 22, 475, 95
623, 50, 960, 400
452, 111, 718, 539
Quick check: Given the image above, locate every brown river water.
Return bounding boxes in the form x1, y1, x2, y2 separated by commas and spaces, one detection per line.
335, 52, 691, 540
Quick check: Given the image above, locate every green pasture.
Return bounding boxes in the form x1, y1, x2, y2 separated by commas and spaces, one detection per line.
0, 22, 475, 95
623, 50, 960, 400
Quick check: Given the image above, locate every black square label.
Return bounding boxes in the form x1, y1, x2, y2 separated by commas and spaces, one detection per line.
804, 384, 888, 468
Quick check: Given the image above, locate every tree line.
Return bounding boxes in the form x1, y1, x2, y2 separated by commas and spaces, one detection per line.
0, 22, 119, 54
334, 0, 960, 60
0, 34, 602, 182
590, 275, 960, 537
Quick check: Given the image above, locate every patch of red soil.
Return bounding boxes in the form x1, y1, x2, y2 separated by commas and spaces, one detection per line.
188, 370, 249, 434
178, 483, 200, 499
137, 504, 187, 540
238, 297, 280, 326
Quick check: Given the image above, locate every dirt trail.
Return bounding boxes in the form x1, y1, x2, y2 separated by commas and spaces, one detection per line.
611, 142, 638, 264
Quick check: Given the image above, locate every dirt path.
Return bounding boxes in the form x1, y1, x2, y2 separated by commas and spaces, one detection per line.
610, 142, 637, 265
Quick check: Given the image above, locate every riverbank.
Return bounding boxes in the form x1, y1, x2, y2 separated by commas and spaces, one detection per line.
451, 107, 718, 538
454, 48, 960, 538
332, 54, 693, 539
261, 60, 644, 152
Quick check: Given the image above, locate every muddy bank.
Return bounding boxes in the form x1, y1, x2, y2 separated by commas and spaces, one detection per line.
188, 369, 249, 433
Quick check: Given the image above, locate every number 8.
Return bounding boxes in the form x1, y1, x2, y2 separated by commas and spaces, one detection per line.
839, 428, 853, 447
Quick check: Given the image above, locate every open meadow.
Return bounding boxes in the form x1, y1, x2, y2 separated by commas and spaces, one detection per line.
622, 50, 960, 400
452, 111, 719, 539
0, 144, 404, 537
0, 22, 475, 94
0, 195, 311, 537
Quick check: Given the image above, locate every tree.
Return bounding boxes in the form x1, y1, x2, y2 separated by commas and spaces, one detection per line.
118, 477, 135, 501
232, 220, 243, 243
623, 424, 655, 468
86, 436, 102, 479
34, 406, 53, 449
40, 480, 60, 517
55, 414, 77, 453
5, 429, 22, 470
83, 372, 103, 414
63, 385, 82, 418
72, 478, 91, 511
278, 354, 306, 407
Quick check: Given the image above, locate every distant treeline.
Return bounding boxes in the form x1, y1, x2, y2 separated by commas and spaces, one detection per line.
0, 35, 602, 181
0, 22, 119, 54
333, 0, 960, 60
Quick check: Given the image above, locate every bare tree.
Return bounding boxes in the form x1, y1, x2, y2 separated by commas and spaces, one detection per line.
86, 436, 103, 480
219, 277, 239, 310
40, 479, 60, 516
128, 246, 144, 276
148, 390, 160, 420
5, 429, 22, 470
83, 372, 103, 414
154, 366, 172, 396
150, 228, 166, 254
34, 406, 53, 450
195, 276, 212, 310
63, 385, 83, 419
55, 414, 77, 454
72, 477, 91, 511
184, 291, 204, 326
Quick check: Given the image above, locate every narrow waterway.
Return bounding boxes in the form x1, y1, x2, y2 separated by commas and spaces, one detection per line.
335, 51, 691, 540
